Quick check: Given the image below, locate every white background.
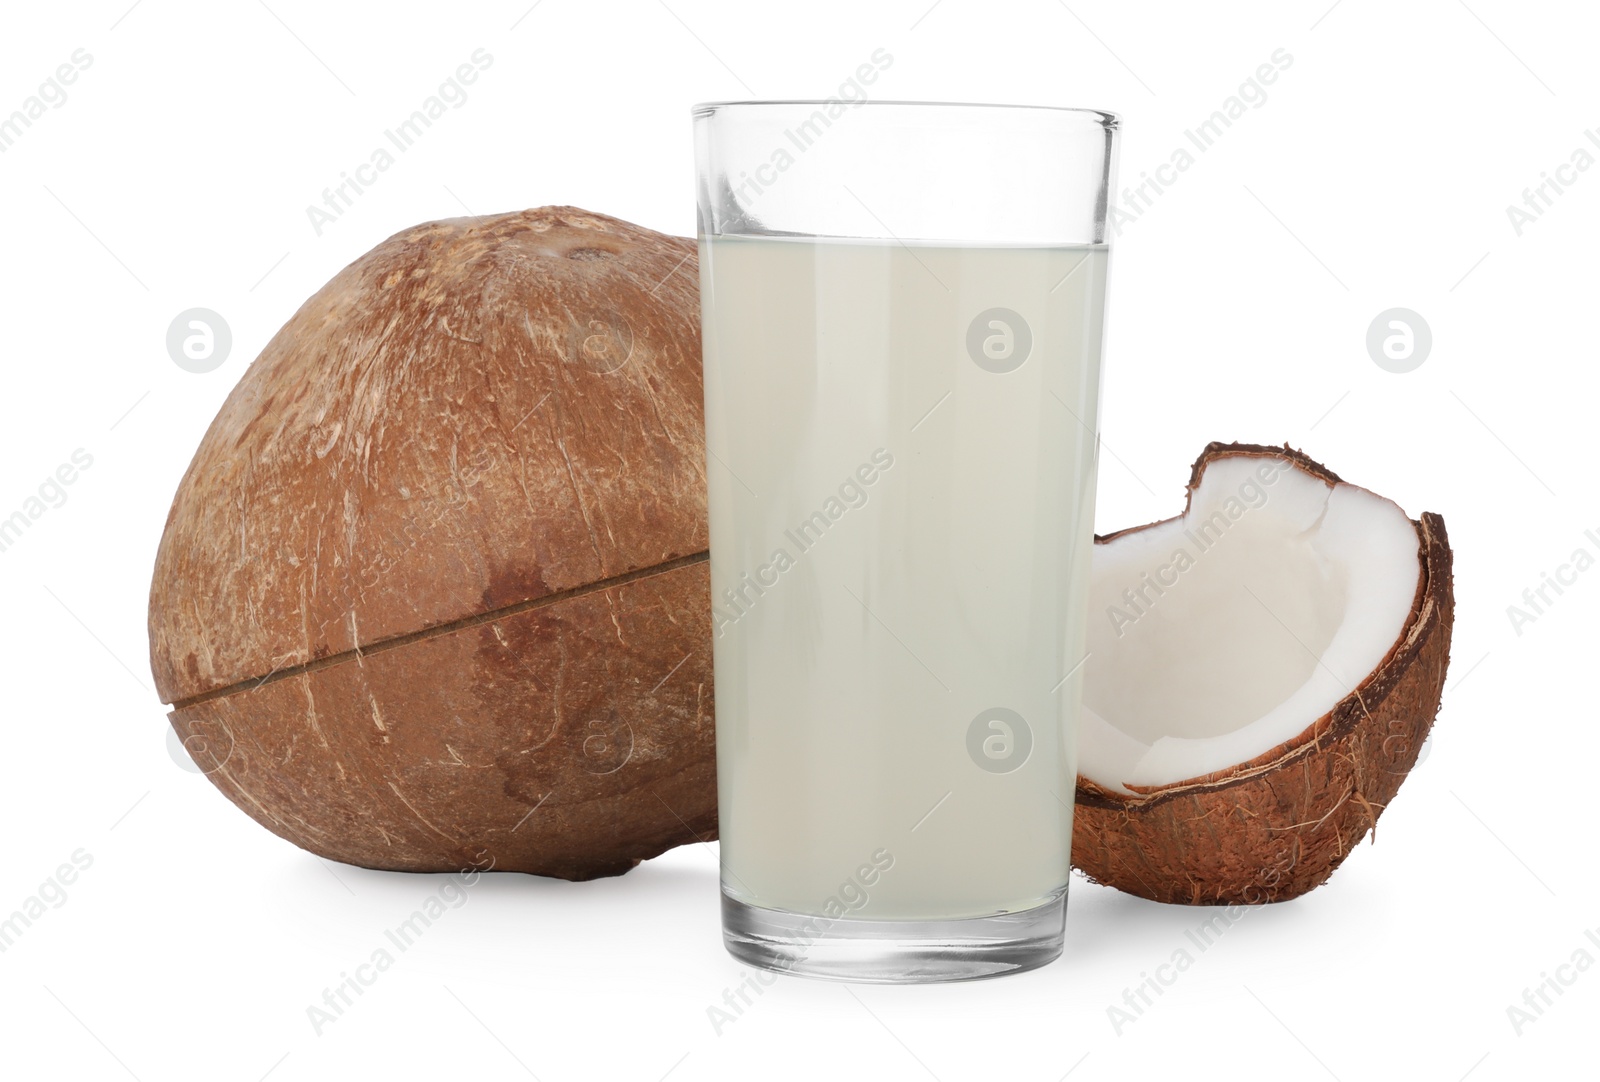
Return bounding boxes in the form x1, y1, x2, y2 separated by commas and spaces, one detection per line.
1, 1, 1595, 1079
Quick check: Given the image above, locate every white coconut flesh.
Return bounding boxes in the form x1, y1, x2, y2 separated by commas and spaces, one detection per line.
1078, 456, 1422, 795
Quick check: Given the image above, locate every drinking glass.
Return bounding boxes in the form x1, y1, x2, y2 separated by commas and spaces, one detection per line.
694, 100, 1118, 982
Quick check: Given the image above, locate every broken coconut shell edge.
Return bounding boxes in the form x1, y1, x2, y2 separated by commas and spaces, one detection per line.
1071, 441, 1454, 905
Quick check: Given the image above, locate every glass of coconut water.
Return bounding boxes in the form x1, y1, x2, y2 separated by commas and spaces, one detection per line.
694, 100, 1118, 982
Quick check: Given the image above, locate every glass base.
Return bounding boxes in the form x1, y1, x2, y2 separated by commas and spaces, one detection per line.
720, 886, 1067, 984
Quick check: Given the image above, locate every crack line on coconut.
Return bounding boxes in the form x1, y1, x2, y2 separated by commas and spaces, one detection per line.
166, 549, 711, 710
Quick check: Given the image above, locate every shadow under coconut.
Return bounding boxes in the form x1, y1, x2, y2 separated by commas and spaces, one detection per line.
272, 850, 727, 992
1058, 875, 1303, 969
282, 856, 1313, 981
283, 848, 722, 913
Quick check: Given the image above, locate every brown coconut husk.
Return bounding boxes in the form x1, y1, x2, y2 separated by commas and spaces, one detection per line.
1072, 442, 1453, 905
148, 208, 716, 881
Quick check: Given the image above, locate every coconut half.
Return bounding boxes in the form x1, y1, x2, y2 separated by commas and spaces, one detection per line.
1072, 442, 1453, 904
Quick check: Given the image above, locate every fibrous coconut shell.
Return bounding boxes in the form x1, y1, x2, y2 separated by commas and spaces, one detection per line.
148, 207, 715, 880
1072, 442, 1453, 904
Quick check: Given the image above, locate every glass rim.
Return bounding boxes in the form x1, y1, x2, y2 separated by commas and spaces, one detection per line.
692, 99, 1119, 126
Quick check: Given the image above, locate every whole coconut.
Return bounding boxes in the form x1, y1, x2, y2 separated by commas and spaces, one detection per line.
148, 207, 714, 880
